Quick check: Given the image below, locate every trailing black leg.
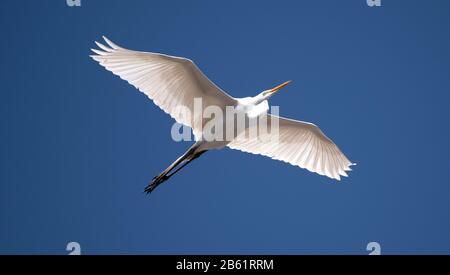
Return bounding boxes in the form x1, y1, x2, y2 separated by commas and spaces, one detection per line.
144, 144, 207, 194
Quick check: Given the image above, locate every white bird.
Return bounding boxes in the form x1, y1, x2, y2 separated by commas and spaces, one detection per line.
91, 37, 355, 193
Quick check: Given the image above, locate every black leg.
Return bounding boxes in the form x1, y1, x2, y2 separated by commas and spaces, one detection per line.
144, 150, 208, 194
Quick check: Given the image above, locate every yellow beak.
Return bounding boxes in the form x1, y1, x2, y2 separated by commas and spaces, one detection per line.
268, 80, 292, 94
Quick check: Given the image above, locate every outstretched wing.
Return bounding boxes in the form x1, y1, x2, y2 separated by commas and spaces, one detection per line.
90, 36, 236, 138
227, 114, 355, 180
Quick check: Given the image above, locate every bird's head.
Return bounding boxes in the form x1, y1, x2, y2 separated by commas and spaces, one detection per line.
259, 80, 292, 101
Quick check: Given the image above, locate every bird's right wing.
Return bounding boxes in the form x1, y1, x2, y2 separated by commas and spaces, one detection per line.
227, 114, 355, 180
90, 37, 236, 138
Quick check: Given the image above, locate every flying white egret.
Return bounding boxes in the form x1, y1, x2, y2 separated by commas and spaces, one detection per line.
91, 37, 355, 193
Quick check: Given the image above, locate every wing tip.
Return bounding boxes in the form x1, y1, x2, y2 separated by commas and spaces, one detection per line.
94, 41, 113, 52
102, 35, 121, 49
90, 48, 108, 56
90, 36, 123, 58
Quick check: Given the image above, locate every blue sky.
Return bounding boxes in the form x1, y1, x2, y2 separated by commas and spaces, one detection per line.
1, 0, 450, 254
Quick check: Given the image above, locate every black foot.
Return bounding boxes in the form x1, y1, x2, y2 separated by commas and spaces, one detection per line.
144, 174, 169, 194
143, 184, 156, 194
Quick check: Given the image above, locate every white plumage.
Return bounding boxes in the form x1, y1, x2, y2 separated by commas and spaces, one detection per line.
228, 115, 353, 180
91, 37, 235, 140
91, 37, 355, 193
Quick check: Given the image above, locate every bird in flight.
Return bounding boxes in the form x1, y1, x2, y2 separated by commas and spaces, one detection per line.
91, 37, 355, 194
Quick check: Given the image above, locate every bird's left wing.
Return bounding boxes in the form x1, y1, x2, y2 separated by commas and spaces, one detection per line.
90, 37, 236, 138
227, 114, 355, 180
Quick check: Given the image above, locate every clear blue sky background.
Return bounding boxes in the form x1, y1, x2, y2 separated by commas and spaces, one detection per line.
1, 0, 450, 254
